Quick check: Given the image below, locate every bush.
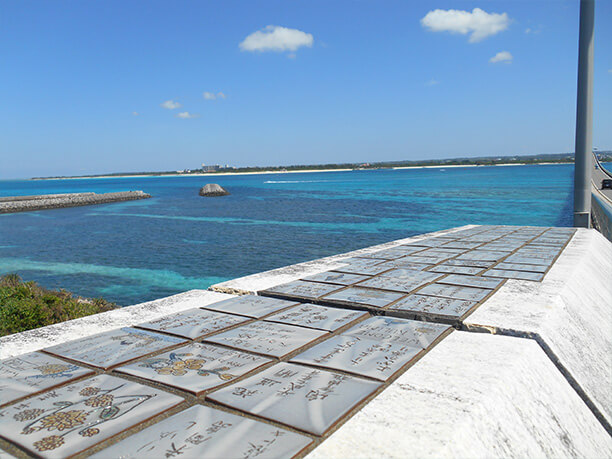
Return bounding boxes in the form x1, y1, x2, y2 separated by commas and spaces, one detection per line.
0, 274, 117, 336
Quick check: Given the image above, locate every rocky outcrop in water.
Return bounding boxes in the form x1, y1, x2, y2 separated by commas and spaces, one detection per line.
0, 191, 151, 214
199, 184, 230, 197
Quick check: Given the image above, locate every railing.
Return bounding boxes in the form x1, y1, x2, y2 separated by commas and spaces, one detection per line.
591, 152, 612, 241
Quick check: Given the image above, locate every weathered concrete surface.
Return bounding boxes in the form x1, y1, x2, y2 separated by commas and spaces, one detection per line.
0, 191, 151, 214
210, 226, 473, 295
0, 289, 233, 359
308, 332, 612, 459
464, 228, 612, 429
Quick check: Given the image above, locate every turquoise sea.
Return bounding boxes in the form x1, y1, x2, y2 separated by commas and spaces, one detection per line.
0, 164, 579, 306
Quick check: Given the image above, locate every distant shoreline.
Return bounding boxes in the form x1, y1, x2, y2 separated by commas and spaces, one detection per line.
31, 162, 574, 181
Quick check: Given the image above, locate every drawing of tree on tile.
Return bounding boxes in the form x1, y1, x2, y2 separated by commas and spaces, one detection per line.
264, 304, 368, 332
291, 335, 423, 381
92, 404, 313, 459
207, 362, 381, 436
0, 352, 94, 406
0, 375, 183, 458
115, 343, 272, 395
136, 309, 250, 339
43, 328, 187, 369
344, 317, 452, 349
203, 322, 328, 358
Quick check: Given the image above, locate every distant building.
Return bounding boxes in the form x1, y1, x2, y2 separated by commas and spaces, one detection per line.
202, 164, 221, 172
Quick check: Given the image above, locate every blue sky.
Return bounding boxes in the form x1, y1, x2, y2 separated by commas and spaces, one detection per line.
1, 0, 610, 179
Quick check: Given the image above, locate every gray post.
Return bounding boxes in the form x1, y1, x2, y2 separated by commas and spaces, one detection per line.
573, 0, 595, 228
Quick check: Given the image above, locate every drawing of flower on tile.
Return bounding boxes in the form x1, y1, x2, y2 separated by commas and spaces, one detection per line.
91, 404, 313, 459
0, 352, 94, 407
115, 343, 272, 395
343, 316, 452, 350
290, 335, 423, 381
43, 328, 187, 370
263, 303, 368, 332
0, 375, 183, 458
207, 363, 381, 436
203, 295, 298, 318
203, 322, 328, 359
136, 308, 250, 340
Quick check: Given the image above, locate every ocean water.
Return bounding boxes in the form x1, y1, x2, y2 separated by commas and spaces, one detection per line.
0, 164, 576, 306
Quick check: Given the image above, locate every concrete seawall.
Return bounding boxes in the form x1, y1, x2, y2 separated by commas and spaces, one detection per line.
0, 191, 151, 214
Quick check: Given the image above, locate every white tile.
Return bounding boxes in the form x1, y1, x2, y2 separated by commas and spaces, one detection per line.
264, 304, 368, 332
203, 295, 298, 318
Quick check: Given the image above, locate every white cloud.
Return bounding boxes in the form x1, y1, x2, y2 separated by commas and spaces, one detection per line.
203, 91, 227, 100
176, 112, 199, 119
132, 111, 139, 116
425, 79, 439, 86
608, 69, 612, 74
421, 8, 510, 43
489, 51, 513, 64
239, 25, 314, 52
160, 100, 182, 110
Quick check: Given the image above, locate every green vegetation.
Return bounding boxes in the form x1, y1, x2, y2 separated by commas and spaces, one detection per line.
0, 274, 117, 337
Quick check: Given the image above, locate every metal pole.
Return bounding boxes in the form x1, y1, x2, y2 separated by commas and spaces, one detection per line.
573, 0, 594, 228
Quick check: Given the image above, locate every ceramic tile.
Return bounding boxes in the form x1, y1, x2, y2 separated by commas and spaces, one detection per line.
0, 448, 15, 458
343, 316, 452, 349
416, 283, 491, 302
440, 241, 482, 249
483, 269, 544, 282
114, 343, 272, 395
402, 238, 455, 248
494, 262, 548, 273
260, 281, 342, 301
136, 309, 250, 340
290, 335, 422, 381
355, 275, 437, 294
206, 362, 381, 436
300, 271, 369, 286
504, 254, 555, 265
429, 265, 485, 275
442, 259, 496, 268
264, 303, 368, 332
385, 255, 440, 265
203, 322, 327, 358
416, 248, 467, 257
321, 287, 404, 309
387, 294, 478, 321
337, 257, 387, 269
333, 263, 391, 276
456, 250, 509, 262
43, 328, 187, 370
436, 274, 503, 290
203, 295, 298, 319
0, 353, 94, 406
92, 404, 312, 459
378, 269, 443, 283
0, 374, 183, 459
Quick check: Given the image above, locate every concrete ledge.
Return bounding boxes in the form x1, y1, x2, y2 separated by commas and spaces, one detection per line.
464, 228, 612, 429
307, 332, 612, 458
0, 289, 234, 359
209, 226, 474, 295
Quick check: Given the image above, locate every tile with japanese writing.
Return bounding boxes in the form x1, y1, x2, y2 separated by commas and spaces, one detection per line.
290, 335, 422, 381
0, 374, 183, 459
456, 250, 509, 262
376, 260, 431, 271
436, 274, 503, 290
300, 272, 369, 286
333, 258, 390, 276
440, 241, 483, 250
260, 281, 343, 302
91, 405, 312, 459
263, 303, 368, 332
428, 265, 485, 276
378, 269, 443, 283
206, 363, 381, 436
494, 262, 548, 273
503, 254, 555, 265
343, 316, 452, 349
360, 246, 425, 260
202, 295, 298, 319
114, 343, 272, 395
136, 309, 250, 340
416, 283, 492, 302
43, 328, 187, 370
355, 274, 438, 294
321, 287, 404, 309
386, 294, 478, 321
483, 269, 544, 282
442, 259, 496, 268
203, 322, 327, 359
0, 352, 94, 407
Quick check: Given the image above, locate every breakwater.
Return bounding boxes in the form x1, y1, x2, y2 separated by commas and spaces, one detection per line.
0, 191, 151, 214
